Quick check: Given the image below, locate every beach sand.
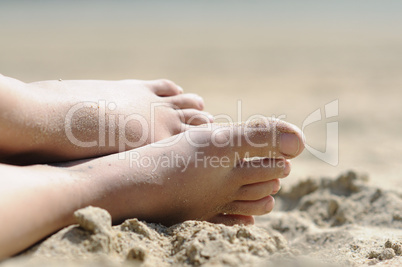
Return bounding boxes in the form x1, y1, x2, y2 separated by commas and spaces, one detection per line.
1, 1, 401, 266
1, 171, 401, 267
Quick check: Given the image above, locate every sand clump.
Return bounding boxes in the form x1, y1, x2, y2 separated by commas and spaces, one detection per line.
271, 171, 402, 228
1, 207, 290, 267
367, 240, 402, 264
256, 171, 402, 266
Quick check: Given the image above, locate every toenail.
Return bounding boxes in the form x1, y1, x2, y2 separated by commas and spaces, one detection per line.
177, 86, 184, 93
265, 196, 275, 212
272, 181, 281, 195
283, 161, 291, 176
280, 133, 300, 156
272, 187, 280, 195
196, 96, 204, 109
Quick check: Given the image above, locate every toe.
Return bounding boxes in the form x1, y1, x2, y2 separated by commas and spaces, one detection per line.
209, 214, 254, 226
232, 158, 291, 185
178, 109, 214, 125
167, 94, 204, 110
210, 119, 305, 159
236, 179, 281, 201
222, 195, 275, 216
147, 79, 183, 96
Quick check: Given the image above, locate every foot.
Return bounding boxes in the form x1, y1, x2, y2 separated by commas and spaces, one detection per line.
1, 77, 212, 164
67, 118, 304, 226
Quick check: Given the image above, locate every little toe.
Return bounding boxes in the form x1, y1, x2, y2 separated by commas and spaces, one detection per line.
147, 79, 183, 96
178, 109, 214, 125
209, 214, 254, 226
167, 93, 204, 110
233, 158, 291, 185
236, 179, 281, 201
222, 195, 275, 216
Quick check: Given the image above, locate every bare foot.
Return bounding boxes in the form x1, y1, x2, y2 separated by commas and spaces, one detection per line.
0, 77, 212, 164
67, 118, 304, 226
0, 118, 303, 258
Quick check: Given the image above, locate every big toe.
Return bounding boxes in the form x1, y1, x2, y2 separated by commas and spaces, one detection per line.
215, 118, 305, 159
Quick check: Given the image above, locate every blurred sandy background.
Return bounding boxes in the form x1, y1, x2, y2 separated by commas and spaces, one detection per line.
1, 0, 401, 191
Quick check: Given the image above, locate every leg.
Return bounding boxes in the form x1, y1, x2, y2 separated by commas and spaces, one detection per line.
0, 163, 83, 259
